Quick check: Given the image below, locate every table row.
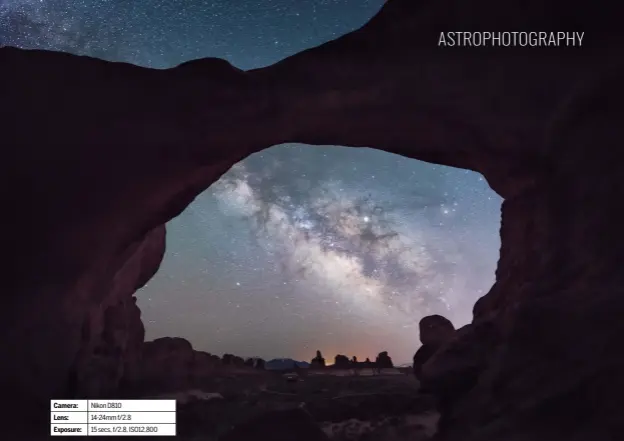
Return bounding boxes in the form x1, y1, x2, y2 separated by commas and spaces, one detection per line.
51, 400, 176, 412
52, 411, 176, 424
51, 423, 176, 436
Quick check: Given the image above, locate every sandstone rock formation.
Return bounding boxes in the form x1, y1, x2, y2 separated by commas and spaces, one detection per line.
222, 353, 245, 366
419, 315, 456, 347
311, 350, 327, 368
413, 315, 456, 381
122, 337, 224, 396
1, 0, 624, 440
375, 351, 394, 369
419, 319, 499, 432
334, 354, 352, 368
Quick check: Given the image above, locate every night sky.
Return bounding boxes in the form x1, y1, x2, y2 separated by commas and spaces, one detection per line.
1, 0, 502, 364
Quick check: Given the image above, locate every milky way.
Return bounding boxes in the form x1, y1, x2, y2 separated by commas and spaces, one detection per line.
2, 0, 502, 364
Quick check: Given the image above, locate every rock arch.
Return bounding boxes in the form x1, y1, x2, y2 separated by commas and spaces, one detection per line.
1, 0, 623, 439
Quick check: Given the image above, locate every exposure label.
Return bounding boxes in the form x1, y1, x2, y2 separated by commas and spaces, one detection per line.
50, 400, 176, 436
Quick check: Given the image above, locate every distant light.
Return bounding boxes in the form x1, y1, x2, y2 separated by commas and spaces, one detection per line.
363, 216, 370, 222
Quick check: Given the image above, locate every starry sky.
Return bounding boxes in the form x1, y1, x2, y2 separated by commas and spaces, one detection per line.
1, 0, 502, 364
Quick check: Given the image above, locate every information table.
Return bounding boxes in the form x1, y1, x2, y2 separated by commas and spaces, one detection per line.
51, 400, 176, 436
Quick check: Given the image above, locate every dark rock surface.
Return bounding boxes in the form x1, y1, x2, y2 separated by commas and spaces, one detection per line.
311, 350, 327, 368
120, 337, 265, 399
413, 315, 456, 381
122, 337, 219, 396
420, 319, 499, 425
60, 225, 165, 399
375, 351, 394, 369
2, 0, 624, 440
419, 315, 456, 348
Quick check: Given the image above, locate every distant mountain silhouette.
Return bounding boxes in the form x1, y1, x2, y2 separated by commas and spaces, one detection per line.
395, 362, 414, 368
265, 358, 310, 370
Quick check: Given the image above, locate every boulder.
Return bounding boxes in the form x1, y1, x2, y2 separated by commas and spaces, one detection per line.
413, 315, 456, 381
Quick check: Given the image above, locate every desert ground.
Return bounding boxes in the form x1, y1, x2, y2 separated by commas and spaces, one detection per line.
134, 368, 439, 441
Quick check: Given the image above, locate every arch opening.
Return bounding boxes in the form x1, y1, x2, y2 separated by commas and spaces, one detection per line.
138, 143, 502, 365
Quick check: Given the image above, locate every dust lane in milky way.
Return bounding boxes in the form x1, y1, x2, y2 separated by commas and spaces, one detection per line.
1, 0, 502, 364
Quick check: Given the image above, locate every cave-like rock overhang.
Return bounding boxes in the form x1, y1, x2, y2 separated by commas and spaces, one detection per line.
1, 0, 623, 439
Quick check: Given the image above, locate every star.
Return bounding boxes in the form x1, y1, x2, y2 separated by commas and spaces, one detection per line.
2, 0, 503, 364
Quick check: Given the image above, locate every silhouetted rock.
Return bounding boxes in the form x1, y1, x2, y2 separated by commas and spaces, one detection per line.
334, 354, 351, 368
311, 350, 326, 368
192, 350, 222, 375
220, 408, 330, 441
420, 319, 499, 417
419, 315, 455, 347
121, 337, 226, 396
375, 351, 394, 369
125, 337, 194, 394
413, 345, 438, 382
413, 315, 456, 381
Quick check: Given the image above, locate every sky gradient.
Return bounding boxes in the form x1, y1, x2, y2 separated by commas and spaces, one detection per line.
1, 0, 502, 364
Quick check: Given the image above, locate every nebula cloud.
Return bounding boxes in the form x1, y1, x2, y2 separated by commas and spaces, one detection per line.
1, 0, 125, 60
2, 0, 502, 362
211, 146, 467, 327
